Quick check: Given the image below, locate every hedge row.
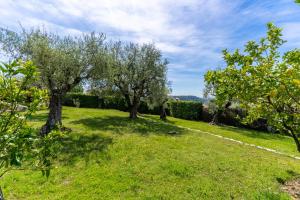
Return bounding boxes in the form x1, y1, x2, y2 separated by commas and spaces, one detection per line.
63, 94, 202, 118
63, 93, 127, 110
62, 94, 268, 131
63, 94, 99, 108
169, 101, 203, 120
63, 93, 161, 114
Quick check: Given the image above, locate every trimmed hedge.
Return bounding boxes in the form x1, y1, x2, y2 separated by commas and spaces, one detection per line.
138, 101, 170, 115
169, 101, 203, 120
62, 93, 162, 114
102, 96, 128, 111
63, 93, 128, 110
63, 94, 201, 119
63, 93, 100, 108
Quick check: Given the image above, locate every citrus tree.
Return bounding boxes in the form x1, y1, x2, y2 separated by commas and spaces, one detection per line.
205, 23, 300, 151
0, 60, 59, 199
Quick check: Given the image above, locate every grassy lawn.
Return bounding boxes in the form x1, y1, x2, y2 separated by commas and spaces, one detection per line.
144, 114, 300, 157
2, 107, 300, 199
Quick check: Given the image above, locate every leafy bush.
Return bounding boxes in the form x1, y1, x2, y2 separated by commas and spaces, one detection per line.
63, 93, 100, 108
63, 94, 164, 114
0, 60, 61, 198
169, 101, 203, 120
102, 96, 128, 111
138, 101, 165, 115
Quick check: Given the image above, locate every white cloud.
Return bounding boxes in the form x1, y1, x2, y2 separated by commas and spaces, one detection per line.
281, 22, 300, 48
0, 0, 299, 96
0, 0, 234, 52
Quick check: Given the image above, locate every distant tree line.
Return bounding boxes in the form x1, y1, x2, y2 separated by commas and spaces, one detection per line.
170, 95, 204, 102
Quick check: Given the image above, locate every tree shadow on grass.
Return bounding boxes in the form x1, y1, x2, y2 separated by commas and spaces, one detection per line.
57, 133, 113, 166
218, 125, 289, 141
139, 114, 180, 126
28, 113, 69, 122
70, 116, 185, 136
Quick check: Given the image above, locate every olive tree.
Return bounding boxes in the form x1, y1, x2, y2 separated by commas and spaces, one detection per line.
0, 28, 107, 135
106, 42, 168, 119
205, 23, 300, 151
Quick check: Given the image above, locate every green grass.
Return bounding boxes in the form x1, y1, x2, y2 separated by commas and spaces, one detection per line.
144, 114, 300, 157
2, 107, 300, 199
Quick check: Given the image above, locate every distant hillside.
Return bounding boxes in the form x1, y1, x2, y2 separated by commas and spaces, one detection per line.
170, 95, 206, 102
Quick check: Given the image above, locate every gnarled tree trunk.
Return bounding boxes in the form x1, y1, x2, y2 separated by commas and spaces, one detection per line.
160, 105, 167, 121
129, 103, 139, 119
211, 109, 222, 125
211, 102, 231, 125
40, 92, 63, 136
291, 133, 300, 152
283, 121, 300, 152
0, 186, 4, 200
124, 93, 140, 119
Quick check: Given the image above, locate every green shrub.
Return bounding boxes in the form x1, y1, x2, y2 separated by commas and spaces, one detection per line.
138, 101, 164, 115
201, 106, 213, 122
63, 94, 165, 114
63, 93, 100, 108
102, 96, 128, 111
169, 101, 203, 120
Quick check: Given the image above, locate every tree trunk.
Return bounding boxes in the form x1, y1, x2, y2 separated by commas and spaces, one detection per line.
160, 105, 167, 121
40, 92, 63, 136
291, 132, 300, 152
129, 104, 138, 119
211, 109, 222, 125
0, 186, 4, 200
283, 122, 300, 152
211, 102, 231, 125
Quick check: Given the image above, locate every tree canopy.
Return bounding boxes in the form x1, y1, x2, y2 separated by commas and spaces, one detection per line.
205, 23, 300, 151
102, 41, 168, 119
0, 28, 107, 135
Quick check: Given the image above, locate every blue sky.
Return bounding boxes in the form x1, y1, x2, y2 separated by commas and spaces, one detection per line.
0, 0, 300, 97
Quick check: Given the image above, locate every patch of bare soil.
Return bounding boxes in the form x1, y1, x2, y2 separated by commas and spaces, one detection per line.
282, 179, 300, 199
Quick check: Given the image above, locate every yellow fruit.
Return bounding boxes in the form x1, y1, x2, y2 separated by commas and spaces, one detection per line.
293, 79, 300, 86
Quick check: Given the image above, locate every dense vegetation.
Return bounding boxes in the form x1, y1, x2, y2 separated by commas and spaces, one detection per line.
169, 101, 203, 120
